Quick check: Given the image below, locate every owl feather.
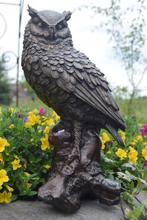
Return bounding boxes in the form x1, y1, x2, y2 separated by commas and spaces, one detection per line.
22, 7, 125, 147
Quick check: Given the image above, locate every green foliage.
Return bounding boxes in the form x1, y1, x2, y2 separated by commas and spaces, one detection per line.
125, 201, 146, 220
113, 86, 130, 100
0, 107, 59, 202
115, 95, 147, 124
100, 117, 147, 219
0, 106, 146, 219
82, 0, 147, 113
17, 95, 147, 124
20, 77, 36, 101
0, 59, 11, 105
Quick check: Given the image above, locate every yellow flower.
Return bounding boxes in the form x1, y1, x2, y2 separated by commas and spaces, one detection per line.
25, 112, 40, 128
118, 131, 126, 142
42, 118, 55, 127
100, 137, 105, 150
115, 148, 127, 160
11, 159, 22, 170
46, 118, 55, 127
0, 169, 9, 186
0, 137, 10, 152
142, 146, 147, 160
41, 135, 50, 151
0, 191, 12, 203
6, 185, 14, 192
51, 111, 60, 121
9, 107, 15, 114
130, 141, 137, 146
135, 135, 143, 142
128, 146, 138, 164
25, 121, 32, 128
0, 154, 4, 164
44, 126, 50, 135
130, 135, 143, 147
9, 124, 15, 129
101, 132, 111, 144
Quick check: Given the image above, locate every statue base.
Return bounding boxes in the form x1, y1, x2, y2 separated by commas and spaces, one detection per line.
38, 121, 121, 213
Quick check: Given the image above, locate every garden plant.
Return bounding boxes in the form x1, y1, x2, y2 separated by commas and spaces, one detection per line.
0, 106, 146, 219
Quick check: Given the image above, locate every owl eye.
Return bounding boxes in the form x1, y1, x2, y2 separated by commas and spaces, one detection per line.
32, 16, 47, 28
38, 21, 48, 29
56, 23, 63, 30
56, 21, 67, 30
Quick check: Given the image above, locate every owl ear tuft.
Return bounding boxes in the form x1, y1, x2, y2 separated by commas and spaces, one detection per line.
63, 11, 72, 21
28, 5, 38, 17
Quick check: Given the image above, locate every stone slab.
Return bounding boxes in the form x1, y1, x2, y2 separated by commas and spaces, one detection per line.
137, 193, 147, 205
0, 192, 146, 220
0, 199, 124, 220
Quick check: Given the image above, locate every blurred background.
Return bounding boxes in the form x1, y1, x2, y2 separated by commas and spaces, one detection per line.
0, 0, 147, 122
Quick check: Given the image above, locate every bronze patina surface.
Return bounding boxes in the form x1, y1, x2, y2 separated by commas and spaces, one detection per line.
22, 7, 125, 213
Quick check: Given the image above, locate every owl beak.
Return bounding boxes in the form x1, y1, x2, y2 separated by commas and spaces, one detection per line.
49, 27, 55, 39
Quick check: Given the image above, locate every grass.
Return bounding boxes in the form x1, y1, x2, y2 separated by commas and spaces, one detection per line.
117, 97, 147, 124
11, 98, 52, 113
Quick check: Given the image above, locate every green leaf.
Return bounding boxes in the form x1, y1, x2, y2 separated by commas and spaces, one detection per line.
125, 204, 145, 220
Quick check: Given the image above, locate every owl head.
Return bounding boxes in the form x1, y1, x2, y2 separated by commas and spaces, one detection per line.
27, 6, 72, 44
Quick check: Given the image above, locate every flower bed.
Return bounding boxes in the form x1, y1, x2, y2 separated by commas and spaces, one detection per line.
0, 107, 146, 219
100, 117, 147, 219
0, 107, 59, 203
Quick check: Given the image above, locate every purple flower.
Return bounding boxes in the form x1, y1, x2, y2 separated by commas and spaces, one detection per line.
140, 124, 147, 137
144, 161, 147, 168
39, 107, 45, 116
23, 117, 28, 123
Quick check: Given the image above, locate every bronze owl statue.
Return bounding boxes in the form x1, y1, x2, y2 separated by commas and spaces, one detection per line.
22, 6, 125, 213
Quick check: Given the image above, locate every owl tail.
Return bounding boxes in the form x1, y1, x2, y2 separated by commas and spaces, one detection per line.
105, 124, 125, 147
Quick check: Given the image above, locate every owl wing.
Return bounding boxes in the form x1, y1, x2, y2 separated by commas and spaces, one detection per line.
41, 48, 125, 130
